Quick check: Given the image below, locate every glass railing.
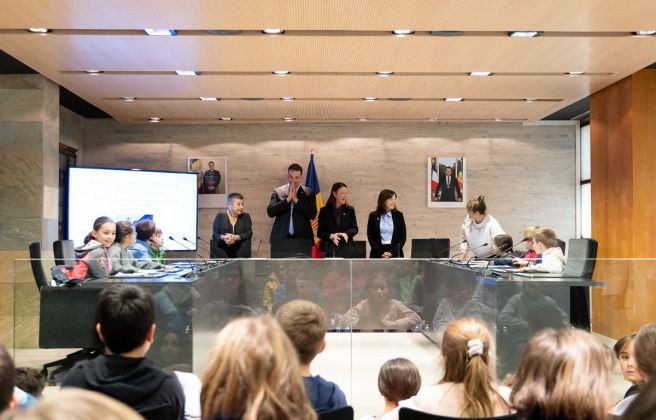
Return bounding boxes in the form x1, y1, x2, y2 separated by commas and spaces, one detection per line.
12, 256, 638, 416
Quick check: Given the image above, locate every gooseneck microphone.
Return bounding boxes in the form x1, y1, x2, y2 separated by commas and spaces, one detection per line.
170, 236, 208, 269
450, 242, 489, 263
434, 239, 467, 259
478, 238, 529, 260
183, 237, 211, 256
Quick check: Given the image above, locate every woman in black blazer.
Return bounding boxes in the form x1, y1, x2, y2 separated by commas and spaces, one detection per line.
367, 189, 406, 258
211, 192, 253, 258
317, 182, 358, 256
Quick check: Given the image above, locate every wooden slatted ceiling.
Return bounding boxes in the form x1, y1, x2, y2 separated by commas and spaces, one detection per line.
0, 0, 655, 123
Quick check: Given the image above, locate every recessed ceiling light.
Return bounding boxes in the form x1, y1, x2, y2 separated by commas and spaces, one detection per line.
525, 98, 537, 102
219, 117, 232, 121
272, 70, 290, 75
430, 31, 464, 37
121, 96, 136, 102
392, 29, 414, 36
469, 71, 492, 77
200, 97, 218, 101
283, 117, 296, 121
84, 70, 103, 75
632, 30, 656, 36
175, 70, 201, 76
429, 118, 439, 121
207, 30, 241, 35
358, 118, 369, 121
149, 117, 161, 123
281, 97, 295, 101
444, 97, 464, 102
376, 71, 394, 77
363, 97, 378, 101
144, 29, 177, 36
495, 118, 503, 122
263, 28, 284, 34
27, 28, 50, 33
508, 31, 543, 37
567, 71, 585, 75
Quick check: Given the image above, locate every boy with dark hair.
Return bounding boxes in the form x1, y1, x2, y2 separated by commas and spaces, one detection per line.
275, 299, 347, 412
15, 367, 46, 398
62, 284, 184, 419
128, 220, 158, 261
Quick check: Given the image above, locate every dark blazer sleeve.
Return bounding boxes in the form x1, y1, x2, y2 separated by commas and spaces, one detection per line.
317, 206, 333, 241
396, 211, 407, 248
367, 212, 384, 257
212, 212, 226, 242
237, 213, 253, 240
267, 188, 290, 218
344, 206, 359, 239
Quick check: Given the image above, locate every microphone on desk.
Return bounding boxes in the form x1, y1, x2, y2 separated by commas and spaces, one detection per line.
478, 238, 529, 261
184, 237, 211, 257
435, 240, 467, 259
451, 242, 488, 263
170, 236, 209, 269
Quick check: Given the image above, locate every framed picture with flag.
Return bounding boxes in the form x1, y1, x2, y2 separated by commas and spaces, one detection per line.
187, 156, 228, 208
428, 156, 466, 208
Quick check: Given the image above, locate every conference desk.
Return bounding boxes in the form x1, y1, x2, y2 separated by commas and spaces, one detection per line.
34, 259, 604, 382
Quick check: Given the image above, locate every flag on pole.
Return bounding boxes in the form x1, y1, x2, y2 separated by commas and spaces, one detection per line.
305, 153, 324, 258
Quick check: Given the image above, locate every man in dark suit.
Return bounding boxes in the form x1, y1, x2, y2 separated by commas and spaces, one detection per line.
438, 166, 462, 202
267, 163, 317, 242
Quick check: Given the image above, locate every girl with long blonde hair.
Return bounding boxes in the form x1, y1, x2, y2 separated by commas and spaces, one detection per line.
200, 317, 317, 420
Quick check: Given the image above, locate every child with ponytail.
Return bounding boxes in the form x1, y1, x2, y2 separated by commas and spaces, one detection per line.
70, 216, 115, 280
382, 318, 512, 419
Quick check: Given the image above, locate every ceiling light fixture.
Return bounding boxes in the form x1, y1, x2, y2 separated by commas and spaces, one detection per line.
272, 70, 290, 75
84, 70, 103, 75
567, 71, 585, 75
632, 30, 656, 36
219, 117, 232, 121
144, 29, 177, 36
508, 31, 543, 37
149, 117, 161, 123
175, 70, 201, 76
121, 96, 136, 102
392, 29, 414, 36
444, 97, 464, 102
363, 97, 378, 101
262, 28, 284, 34
376, 71, 394, 76
283, 117, 296, 121
469, 71, 492, 77
430, 31, 464, 37
281, 97, 295, 101
358, 118, 369, 121
525, 98, 537, 102
200, 97, 218, 101
27, 28, 50, 33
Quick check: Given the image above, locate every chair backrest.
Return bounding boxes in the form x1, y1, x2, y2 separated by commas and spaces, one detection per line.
318, 405, 354, 420
53, 239, 76, 266
270, 238, 312, 258
29, 241, 50, 290
337, 241, 366, 258
411, 239, 451, 258
564, 238, 598, 278
556, 238, 566, 254
399, 407, 517, 420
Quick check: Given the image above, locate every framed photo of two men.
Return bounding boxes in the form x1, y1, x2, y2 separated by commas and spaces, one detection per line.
188, 156, 228, 208
427, 156, 466, 208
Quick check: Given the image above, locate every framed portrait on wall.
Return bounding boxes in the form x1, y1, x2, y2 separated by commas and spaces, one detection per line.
428, 156, 466, 208
187, 156, 228, 208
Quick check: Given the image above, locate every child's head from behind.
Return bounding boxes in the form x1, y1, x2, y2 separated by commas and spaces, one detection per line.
0, 344, 15, 411
378, 358, 421, 405
634, 323, 656, 382
135, 220, 157, 242
511, 328, 613, 420
201, 317, 315, 420
97, 284, 155, 355
613, 333, 640, 385
15, 367, 46, 398
275, 299, 327, 365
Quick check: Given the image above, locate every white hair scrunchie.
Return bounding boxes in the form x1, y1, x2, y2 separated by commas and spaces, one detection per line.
467, 339, 484, 358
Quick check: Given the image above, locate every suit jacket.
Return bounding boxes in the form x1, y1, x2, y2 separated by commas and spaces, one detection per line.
211, 211, 253, 258
367, 210, 406, 258
438, 175, 462, 202
267, 184, 317, 241
317, 204, 359, 253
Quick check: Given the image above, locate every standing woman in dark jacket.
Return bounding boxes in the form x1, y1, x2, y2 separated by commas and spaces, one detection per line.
211, 192, 253, 258
318, 182, 358, 256
367, 189, 406, 258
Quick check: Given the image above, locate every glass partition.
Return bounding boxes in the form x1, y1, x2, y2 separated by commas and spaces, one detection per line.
12, 257, 620, 417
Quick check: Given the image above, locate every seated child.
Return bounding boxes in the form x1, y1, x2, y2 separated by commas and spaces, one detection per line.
149, 227, 166, 264
70, 216, 115, 280
108, 221, 163, 274
275, 299, 347, 412
360, 358, 421, 420
515, 228, 565, 273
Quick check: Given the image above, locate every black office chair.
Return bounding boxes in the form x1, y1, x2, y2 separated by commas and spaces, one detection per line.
567, 238, 599, 329
270, 238, 313, 258
336, 240, 366, 258
318, 405, 354, 420
53, 239, 76, 266
29, 241, 51, 289
432, 238, 451, 258
399, 407, 517, 420
411, 238, 451, 258
556, 238, 566, 254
